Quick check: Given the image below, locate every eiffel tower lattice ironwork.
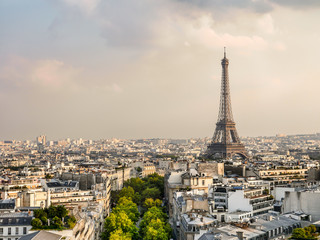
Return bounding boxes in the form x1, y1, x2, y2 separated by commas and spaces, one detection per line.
206, 48, 248, 159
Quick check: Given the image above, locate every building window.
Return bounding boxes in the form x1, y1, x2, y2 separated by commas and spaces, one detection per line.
23, 227, 27, 235
16, 227, 19, 235
0, 228, 3, 235
8, 228, 11, 235
202, 180, 205, 185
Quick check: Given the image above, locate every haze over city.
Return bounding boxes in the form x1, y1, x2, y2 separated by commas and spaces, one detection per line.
1, 0, 320, 140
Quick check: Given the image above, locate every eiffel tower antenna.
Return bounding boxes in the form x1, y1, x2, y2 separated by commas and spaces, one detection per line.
206, 49, 248, 159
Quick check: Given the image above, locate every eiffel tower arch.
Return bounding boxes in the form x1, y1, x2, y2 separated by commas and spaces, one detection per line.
206, 48, 248, 159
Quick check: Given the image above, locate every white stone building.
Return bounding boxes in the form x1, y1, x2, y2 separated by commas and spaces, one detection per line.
0, 212, 32, 240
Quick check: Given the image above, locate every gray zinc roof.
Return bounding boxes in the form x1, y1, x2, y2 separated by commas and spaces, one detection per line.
19, 230, 63, 240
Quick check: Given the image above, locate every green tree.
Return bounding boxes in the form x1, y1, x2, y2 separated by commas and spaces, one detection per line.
304, 225, 317, 239
117, 186, 141, 205
143, 219, 169, 240
141, 188, 161, 202
309, 225, 317, 234
67, 216, 76, 229
291, 228, 307, 239
34, 209, 47, 219
45, 174, 53, 179
110, 229, 132, 240
31, 218, 43, 229
143, 207, 167, 222
143, 173, 164, 190
118, 187, 135, 201
40, 216, 48, 226
133, 192, 142, 205
114, 197, 139, 223
124, 178, 145, 193
56, 205, 68, 219
52, 216, 63, 229
139, 207, 167, 236
102, 211, 139, 240
143, 198, 162, 209
47, 206, 57, 219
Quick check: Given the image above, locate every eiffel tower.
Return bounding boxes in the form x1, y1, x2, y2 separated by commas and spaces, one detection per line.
206, 48, 248, 159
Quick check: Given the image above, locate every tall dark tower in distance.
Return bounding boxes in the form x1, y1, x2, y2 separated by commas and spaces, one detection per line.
206, 48, 248, 159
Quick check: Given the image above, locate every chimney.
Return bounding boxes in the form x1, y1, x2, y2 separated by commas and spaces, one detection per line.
236, 231, 244, 240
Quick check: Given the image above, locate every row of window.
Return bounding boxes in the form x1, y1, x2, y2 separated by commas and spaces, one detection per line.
0, 219, 27, 224
0, 227, 27, 235
191, 180, 206, 186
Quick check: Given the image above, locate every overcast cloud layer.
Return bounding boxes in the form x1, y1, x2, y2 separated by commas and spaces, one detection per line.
0, 0, 319, 140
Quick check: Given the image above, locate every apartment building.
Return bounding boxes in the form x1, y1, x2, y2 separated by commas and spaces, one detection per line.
0, 212, 32, 240
228, 188, 274, 216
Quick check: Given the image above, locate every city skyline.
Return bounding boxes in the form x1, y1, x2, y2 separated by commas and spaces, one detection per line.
1, 0, 320, 140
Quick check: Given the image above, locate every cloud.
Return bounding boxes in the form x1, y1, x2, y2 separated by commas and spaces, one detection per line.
60, 0, 101, 15
96, 0, 166, 48
0, 56, 128, 95
174, 0, 273, 14
112, 83, 123, 93
269, 0, 320, 9
0, 56, 32, 89
52, 0, 275, 49
51, 0, 320, 51
256, 14, 275, 34
157, 16, 269, 51
3, 0, 319, 139
0, 56, 80, 91
31, 60, 80, 88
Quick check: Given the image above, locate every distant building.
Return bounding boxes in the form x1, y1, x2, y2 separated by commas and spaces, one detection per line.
142, 163, 156, 177
36, 135, 46, 146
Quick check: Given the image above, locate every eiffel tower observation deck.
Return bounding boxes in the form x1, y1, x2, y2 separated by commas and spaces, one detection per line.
206, 48, 248, 159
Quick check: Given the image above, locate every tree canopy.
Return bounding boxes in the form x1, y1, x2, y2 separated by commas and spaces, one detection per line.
143, 198, 162, 209
139, 206, 170, 238
144, 219, 170, 240
291, 225, 318, 239
102, 211, 139, 240
113, 197, 140, 223
31, 205, 73, 230
103, 173, 171, 240
110, 229, 132, 240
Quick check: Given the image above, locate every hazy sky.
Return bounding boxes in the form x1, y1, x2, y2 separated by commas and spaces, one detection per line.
1, 0, 320, 140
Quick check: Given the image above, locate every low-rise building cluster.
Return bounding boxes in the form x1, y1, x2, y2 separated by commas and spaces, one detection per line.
0, 133, 320, 239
